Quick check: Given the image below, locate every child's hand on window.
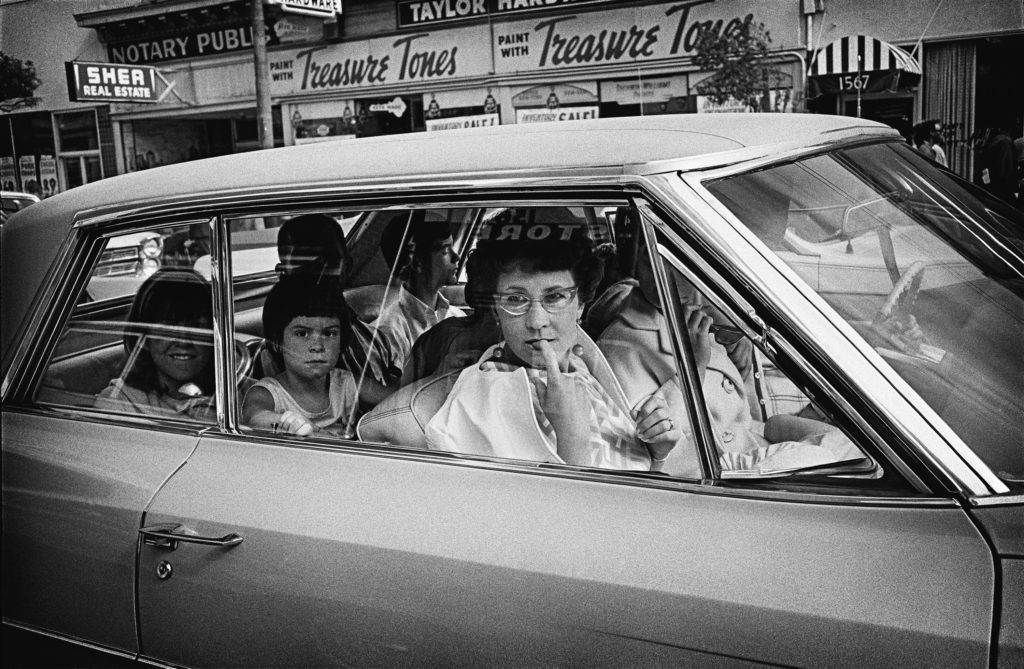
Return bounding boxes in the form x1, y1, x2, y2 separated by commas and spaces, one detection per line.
275, 410, 314, 436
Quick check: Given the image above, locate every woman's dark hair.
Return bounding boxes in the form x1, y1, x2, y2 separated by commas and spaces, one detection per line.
469, 232, 607, 306
123, 268, 214, 394
276, 213, 352, 281
262, 273, 351, 368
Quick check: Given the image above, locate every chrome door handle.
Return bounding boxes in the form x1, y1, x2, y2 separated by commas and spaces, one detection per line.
139, 523, 243, 551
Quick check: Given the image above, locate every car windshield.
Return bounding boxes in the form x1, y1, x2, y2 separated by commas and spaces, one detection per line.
704, 141, 1024, 490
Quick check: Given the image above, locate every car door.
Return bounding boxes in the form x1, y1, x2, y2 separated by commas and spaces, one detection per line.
135, 431, 996, 667
2, 223, 219, 657
135, 195, 994, 667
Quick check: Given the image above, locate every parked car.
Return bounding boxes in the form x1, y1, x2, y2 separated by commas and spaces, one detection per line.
2, 114, 1021, 668
1, 189, 40, 225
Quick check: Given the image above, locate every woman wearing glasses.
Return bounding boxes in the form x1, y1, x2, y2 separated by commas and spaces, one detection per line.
425, 232, 680, 472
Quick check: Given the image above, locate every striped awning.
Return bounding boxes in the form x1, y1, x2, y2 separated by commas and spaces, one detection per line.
810, 35, 922, 77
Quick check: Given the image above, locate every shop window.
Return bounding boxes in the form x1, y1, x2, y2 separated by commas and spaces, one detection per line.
56, 111, 100, 152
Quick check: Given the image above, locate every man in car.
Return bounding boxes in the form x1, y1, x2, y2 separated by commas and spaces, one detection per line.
370, 211, 464, 379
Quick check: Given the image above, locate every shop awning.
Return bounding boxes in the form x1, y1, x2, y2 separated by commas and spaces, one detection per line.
809, 35, 921, 95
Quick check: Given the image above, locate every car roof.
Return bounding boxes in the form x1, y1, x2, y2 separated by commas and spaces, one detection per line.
1, 191, 40, 200
1, 113, 894, 362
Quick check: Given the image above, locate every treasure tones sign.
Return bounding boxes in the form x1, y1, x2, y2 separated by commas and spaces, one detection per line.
268, 1, 797, 95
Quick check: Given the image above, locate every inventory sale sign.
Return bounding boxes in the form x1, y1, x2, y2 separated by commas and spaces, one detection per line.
66, 62, 160, 103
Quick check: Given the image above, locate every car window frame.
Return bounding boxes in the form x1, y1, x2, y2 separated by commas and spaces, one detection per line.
216, 196, 630, 439
4, 182, 965, 506
675, 144, 1010, 497
633, 195, 936, 496
6, 216, 223, 430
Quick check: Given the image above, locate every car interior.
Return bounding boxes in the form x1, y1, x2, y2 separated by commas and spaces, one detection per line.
33, 201, 891, 485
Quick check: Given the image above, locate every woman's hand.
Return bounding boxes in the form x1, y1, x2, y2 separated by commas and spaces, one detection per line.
536, 339, 591, 466
633, 393, 683, 469
684, 305, 713, 380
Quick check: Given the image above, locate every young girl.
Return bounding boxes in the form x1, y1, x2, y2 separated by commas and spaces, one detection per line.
243, 273, 390, 436
95, 268, 216, 422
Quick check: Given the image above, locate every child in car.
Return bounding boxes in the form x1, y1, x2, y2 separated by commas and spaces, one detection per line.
243, 273, 391, 437
95, 268, 216, 421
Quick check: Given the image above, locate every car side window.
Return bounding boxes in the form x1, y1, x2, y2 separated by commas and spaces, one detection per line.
233, 202, 704, 478
38, 225, 218, 425
627, 206, 900, 487
232, 209, 400, 440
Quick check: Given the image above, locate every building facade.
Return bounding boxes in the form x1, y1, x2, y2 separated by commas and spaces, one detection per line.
1, 0, 1021, 195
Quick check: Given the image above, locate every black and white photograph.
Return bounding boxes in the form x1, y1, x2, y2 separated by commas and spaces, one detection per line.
1, 0, 1022, 666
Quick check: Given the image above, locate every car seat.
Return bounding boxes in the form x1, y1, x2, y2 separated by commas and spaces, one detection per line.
356, 368, 462, 448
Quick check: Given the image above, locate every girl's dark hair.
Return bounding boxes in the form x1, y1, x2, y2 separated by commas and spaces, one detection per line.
469, 233, 608, 306
123, 268, 214, 394
262, 273, 351, 368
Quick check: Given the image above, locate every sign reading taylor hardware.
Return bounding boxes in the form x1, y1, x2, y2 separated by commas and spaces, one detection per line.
66, 61, 159, 103
274, 0, 343, 18
397, 0, 616, 27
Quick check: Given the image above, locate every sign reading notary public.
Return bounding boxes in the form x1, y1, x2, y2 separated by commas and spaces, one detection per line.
66, 61, 159, 103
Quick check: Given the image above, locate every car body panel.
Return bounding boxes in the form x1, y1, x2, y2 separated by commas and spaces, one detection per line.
996, 558, 1024, 668
135, 433, 992, 667
1, 410, 199, 653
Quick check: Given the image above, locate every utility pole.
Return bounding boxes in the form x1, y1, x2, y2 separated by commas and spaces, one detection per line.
252, 0, 274, 149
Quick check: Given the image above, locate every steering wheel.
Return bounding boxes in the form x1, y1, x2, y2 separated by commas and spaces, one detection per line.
871, 261, 928, 354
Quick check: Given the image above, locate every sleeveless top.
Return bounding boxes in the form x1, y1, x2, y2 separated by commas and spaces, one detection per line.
251, 369, 358, 430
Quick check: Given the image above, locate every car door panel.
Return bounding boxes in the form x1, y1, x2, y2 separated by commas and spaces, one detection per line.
1, 411, 199, 652
138, 435, 992, 667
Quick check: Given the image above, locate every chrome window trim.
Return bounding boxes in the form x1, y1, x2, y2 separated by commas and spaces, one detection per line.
644, 133, 902, 181
636, 201, 719, 480
209, 215, 235, 431
967, 494, 1024, 508
200, 423, 956, 509
3, 215, 217, 409
664, 167, 1007, 497
1, 620, 150, 667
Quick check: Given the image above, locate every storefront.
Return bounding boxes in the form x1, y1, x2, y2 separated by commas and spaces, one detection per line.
73, 0, 327, 171
801, 0, 1023, 179
1, 107, 112, 196
273, 0, 805, 146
